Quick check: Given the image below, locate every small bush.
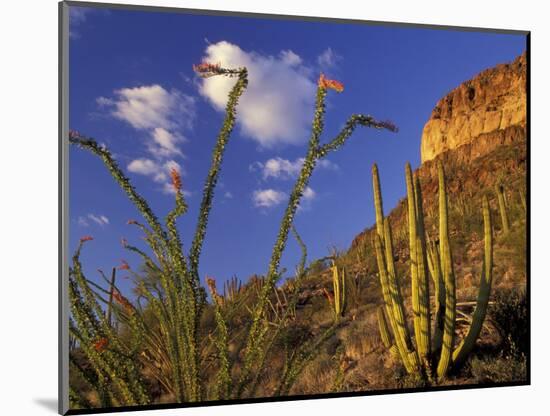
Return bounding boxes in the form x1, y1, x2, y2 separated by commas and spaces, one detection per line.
468, 353, 527, 384
490, 288, 528, 356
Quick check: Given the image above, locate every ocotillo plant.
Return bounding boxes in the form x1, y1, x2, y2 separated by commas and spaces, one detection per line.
371, 161, 493, 380
69, 63, 398, 408
69, 63, 249, 405
234, 73, 398, 397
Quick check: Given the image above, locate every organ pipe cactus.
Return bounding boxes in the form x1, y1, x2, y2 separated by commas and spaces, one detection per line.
495, 183, 510, 233
377, 306, 398, 357
371, 161, 493, 380
331, 261, 346, 320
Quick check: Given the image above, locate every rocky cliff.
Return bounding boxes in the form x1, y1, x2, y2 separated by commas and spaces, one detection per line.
346, 53, 527, 287
420, 53, 526, 163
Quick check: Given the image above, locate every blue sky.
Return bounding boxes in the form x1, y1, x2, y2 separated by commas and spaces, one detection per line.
68, 5, 526, 296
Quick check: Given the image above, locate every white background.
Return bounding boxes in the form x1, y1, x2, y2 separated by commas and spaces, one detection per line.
1, 0, 548, 415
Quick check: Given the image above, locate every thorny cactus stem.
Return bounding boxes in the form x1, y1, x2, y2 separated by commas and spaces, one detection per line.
452, 195, 493, 366
106, 267, 117, 327
405, 163, 431, 367
377, 306, 398, 357
237, 75, 398, 397
206, 277, 231, 400
495, 183, 510, 233
427, 239, 445, 355
189, 67, 249, 287
331, 261, 346, 320
372, 164, 419, 374
68, 134, 168, 244
435, 161, 456, 380
70, 65, 249, 403
70, 67, 398, 404
372, 161, 494, 381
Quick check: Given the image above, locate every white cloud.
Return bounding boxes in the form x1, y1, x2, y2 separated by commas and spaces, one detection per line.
317, 47, 342, 70
251, 157, 338, 180
77, 216, 89, 227
97, 85, 194, 159
302, 186, 316, 201
224, 191, 233, 199
98, 85, 194, 193
318, 159, 339, 170
197, 41, 316, 147
69, 7, 93, 38
280, 50, 302, 66
149, 127, 184, 157
99, 85, 195, 132
96, 96, 114, 106
253, 189, 287, 208
127, 158, 159, 176
127, 158, 185, 189
297, 186, 317, 212
162, 182, 192, 197
78, 213, 109, 227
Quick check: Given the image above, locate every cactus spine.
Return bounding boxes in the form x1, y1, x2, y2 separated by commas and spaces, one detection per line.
372, 161, 494, 381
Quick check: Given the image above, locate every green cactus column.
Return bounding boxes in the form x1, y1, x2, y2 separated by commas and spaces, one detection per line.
377, 307, 399, 357
436, 162, 456, 380
331, 262, 346, 320
405, 164, 421, 356
495, 184, 510, 233
452, 195, 493, 367
414, 176, 431, 369
372, 164, 419, 374
405, 163, 431, 367
427, 239, 445, 355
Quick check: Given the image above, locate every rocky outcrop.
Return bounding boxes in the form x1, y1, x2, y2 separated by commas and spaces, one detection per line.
420, 53, 527, 163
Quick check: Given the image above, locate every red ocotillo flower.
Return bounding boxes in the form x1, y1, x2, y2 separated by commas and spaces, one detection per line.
113, 290, 134, 314
93, 337, 108, 353
127, 219, 138, 225
69, 130, 81, 140
206, 276, 218, 295
206, 276, 224, 306
318, 73, 344, 93
193, 62, 223, 78
170, 167, 182, 192
80, 235, 93, 243
118, 260, 130, 270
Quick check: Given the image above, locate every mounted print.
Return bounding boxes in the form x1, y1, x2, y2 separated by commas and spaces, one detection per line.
59, 1, 530, 414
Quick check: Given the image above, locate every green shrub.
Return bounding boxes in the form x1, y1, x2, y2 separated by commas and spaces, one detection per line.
468, 353, 527, 384
490, 288, 528, 356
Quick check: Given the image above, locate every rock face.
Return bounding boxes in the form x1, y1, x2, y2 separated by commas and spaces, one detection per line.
420, 53, 527, 163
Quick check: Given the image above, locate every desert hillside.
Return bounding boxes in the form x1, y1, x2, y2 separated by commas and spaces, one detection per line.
69, 53, 528, 407
271, 53, 528, 394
